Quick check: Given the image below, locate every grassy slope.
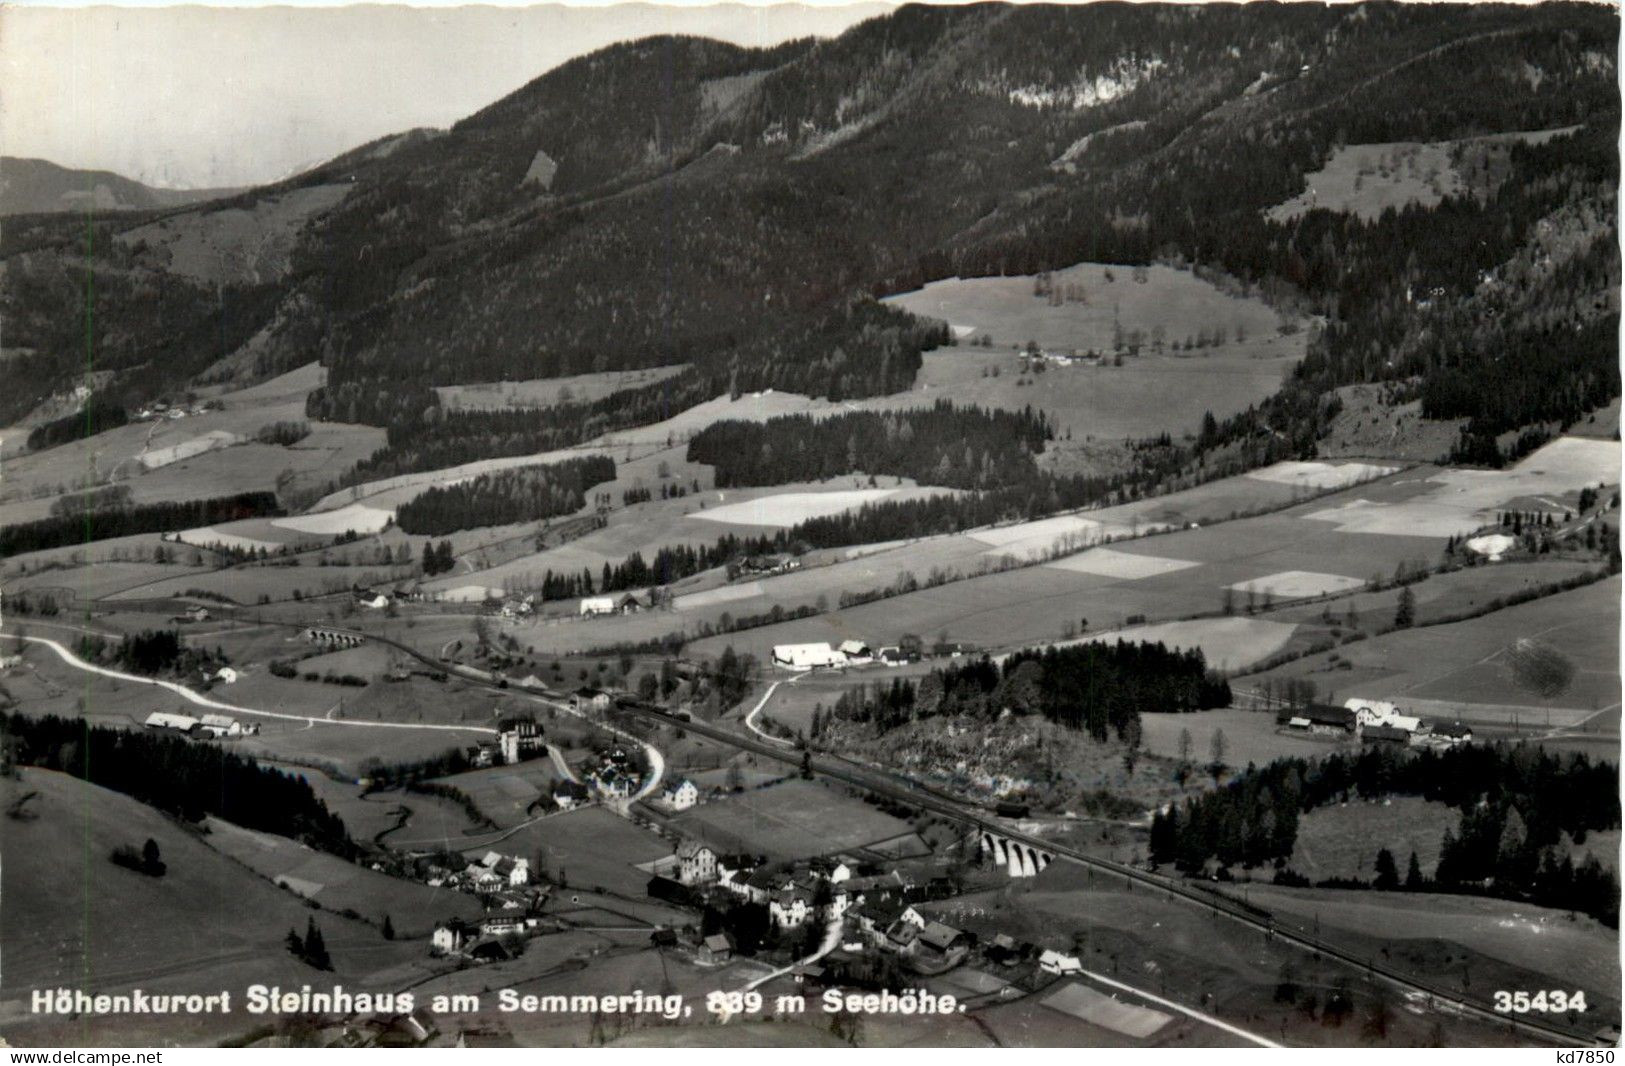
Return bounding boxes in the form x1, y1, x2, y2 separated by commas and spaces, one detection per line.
0, 768, 424, 999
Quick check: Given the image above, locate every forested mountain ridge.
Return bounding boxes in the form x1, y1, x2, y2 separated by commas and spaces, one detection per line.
3, 2, 1616, 467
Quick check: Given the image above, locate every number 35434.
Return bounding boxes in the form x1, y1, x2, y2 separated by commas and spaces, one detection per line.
1493, 990, 1587, 1014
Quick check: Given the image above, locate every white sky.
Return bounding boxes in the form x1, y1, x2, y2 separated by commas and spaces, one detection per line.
1, 3, 890, 189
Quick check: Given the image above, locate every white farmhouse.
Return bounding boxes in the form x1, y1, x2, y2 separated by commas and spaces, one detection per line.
1039, 949, 1083, 975
660, 778, 699, 811
772, 642, 845, 670
677, 841, 718, 885
837, 639, 873, 663
1345, 697, 1422, 733
580, 596, 616, 616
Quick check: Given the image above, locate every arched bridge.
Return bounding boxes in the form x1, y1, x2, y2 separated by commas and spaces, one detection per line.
980, 831, 1054, 878
304, 627, 365, 648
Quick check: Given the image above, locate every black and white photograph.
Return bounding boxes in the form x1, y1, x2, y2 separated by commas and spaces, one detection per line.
0, 0, 1620, 1052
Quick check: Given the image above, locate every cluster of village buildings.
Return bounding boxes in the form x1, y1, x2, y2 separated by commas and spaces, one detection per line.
647, 843, 975, 969
1281, 696, 1473, 746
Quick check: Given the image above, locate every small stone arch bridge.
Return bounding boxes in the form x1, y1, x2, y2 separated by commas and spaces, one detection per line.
304, 627, 365, 648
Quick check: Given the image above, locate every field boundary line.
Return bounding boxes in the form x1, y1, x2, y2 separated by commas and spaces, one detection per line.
1077, 967, 1283, 1048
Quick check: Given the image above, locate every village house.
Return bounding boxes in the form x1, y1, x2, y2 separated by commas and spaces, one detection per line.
737, 866, 787, 905
197, 713, 256, 737
715, 855, 763, 898
144, 710, 201, 734
552, 780, 590, 811
1362, 724, 1415, 747
478, 911, 536, 937
473, 852, 531, 888
850, 898, 907, 942
182, 605, 210, 623
769, 885, 817, 929
837, 639, 873, 663
431, 919, 470, 954
698, 933, 734, 965
591, 769, 635, 800
884, 920, 920, 953
572, 687, 613, 713
660, 778, 699, 811
677, 841, 718, 885
1281, 704, 1357, 736
465, 937, 514, 964
497, 718, 544, 765
1430, 721, 1474, 744
917, 921, 968, 961
1039, 949, 1084, 975
1345, 697, 1423, 733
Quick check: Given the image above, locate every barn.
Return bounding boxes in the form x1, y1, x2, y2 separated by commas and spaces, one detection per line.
580, 596, 616, 616
772, 643, 845, 670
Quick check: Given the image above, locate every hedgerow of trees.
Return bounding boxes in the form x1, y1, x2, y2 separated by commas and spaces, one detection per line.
1150, 743, 1620, 925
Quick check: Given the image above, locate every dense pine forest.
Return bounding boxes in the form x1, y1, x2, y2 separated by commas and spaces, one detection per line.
26, 396, 129, 450
394, 455, 615, 535
688, 403, 1052, 490
1, 713, 356, 857
0, 491, 283, 556
1150, 743, 1621, 925
832, 641, 1230, 743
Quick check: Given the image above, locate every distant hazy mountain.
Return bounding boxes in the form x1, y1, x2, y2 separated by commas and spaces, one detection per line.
0, 157, 240, 216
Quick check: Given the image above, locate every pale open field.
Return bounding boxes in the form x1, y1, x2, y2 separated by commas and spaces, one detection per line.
271, 503, 396, 536
1225, 570, 1367, 600
691, 487, 913, 527
1288, 796, 1460, 882
420, 475, 933, 599
203, 815, 484, 936
679, 474, 1455, 667
1052, 617, 1299, 673
1046, 547, 1201, 580
139, 430, 244, 470
1246, 576, 1621, 718
1246, 460, 1399, 491
668, 777, 923, 860
0, 362, 380, 527
1265, 127, 1583, 223
430, 760, 565, 826
1238, 883, 1619, 1007
0, 769, 425, 1007
1266, 140, 1467, 222
881, 261, 1307, 442
1137, 707, 1352, 769
1301, 437, 1618, 538
172, 526, 282, 552
435, 365, 689, 410
462, 805, 671, 896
